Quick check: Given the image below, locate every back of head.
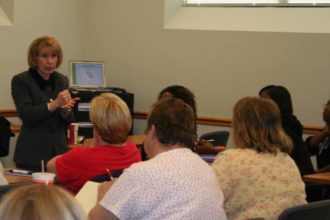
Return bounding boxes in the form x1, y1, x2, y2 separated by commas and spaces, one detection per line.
0, 185, 86, 220
232, 97, 292, 154
158, 85, 197, 115
158, 85, 197, 135
147, 98, 195, 148
89, 93, 132, 144
260, 85, 293, 114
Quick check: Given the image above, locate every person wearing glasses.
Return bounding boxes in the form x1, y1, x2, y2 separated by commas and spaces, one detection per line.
306, 99, 330, 173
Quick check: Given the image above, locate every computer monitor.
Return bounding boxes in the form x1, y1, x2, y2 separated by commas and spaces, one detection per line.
69, 61, 106, 88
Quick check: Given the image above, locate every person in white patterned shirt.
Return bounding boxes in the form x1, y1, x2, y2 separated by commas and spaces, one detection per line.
89, 98, 227, 220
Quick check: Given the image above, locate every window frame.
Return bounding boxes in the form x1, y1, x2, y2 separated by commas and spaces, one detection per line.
184, 0, 330, 7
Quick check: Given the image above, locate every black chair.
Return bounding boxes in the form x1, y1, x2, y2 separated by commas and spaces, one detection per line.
200, 130, 230, 147
278, 199, 330, 220
305, 182, 330, 202
90, 169, 123, 183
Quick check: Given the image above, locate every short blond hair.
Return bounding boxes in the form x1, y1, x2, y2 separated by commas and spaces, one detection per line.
90, 93, 132, 144
0, 185, 86, 220
232, 97, 292, 154
27, 36, 63, 69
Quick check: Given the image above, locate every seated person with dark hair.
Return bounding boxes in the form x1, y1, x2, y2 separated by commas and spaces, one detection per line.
47, 93, 141, 195
159, 85, 223, 155
259, 85, 314, 176
89, 98, 226, 220
306, 98, 330, 173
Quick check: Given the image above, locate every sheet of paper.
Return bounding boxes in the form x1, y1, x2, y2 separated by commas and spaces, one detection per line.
75, 181, 99, 214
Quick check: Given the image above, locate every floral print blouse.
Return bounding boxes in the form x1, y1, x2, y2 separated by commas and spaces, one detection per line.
212, 148, 306, 220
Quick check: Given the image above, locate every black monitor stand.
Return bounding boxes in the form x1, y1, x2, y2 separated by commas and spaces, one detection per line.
70, 87, 134, 138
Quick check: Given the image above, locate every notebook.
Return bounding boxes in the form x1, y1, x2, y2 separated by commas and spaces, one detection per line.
69, 61, 106, 89
75, 181, 99, 214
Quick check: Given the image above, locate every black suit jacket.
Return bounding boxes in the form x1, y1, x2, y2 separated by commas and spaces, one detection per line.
11, 69, 71, 169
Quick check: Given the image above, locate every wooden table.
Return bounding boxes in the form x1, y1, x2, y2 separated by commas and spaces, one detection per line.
303, 172, 330, 184
4, 174, 32, 184
2, 168, 33, 184
127, 134, 145, 146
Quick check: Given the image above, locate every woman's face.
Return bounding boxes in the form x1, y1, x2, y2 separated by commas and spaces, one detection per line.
37, 46, 58, 79
259, 91, 270, 99
323, 100, 330, 124
160, 92, 173, 99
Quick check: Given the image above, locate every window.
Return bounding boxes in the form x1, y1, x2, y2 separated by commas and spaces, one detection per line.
184, 0, 330, 6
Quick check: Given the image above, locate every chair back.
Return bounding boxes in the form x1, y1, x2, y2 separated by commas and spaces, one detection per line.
278, 199, 330, 220
200, 130, 230, 147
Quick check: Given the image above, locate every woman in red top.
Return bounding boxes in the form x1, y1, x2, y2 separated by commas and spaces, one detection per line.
47, 93, 141, 194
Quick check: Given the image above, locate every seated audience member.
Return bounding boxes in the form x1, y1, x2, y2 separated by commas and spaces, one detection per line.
47, 93, 141, 195
212, 97, 306, 220
140, 85, 221, 159
89, 98, 227, 220
259, 85, 314, 176
159, 85, 223, 155
0, 184, 86, 220
306, 98, 330, 173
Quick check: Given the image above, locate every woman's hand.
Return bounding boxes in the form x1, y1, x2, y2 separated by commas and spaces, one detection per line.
61, 97, 80, 110
194, 139, 225, 155
97, 179, 117, 202
56, 90, 72, 106
48, 89, 80, 113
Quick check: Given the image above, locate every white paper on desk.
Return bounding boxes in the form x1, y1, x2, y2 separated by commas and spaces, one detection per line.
75, 181, 99, 214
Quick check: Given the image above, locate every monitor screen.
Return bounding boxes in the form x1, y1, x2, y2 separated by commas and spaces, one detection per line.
69, 61, 106, 88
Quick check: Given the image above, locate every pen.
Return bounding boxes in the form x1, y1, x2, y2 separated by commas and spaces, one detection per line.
206, 139, 214, 142
106, 169, 113, 181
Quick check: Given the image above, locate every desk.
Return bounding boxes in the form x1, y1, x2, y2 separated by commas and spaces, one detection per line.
303, 172, 330, 184
2, 169, 32, 184
127, 134, 145, 146
4, 174, 32, 184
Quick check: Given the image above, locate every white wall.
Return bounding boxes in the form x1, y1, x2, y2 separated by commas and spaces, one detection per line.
83, 0, 330, 127
0, 0, 87, 109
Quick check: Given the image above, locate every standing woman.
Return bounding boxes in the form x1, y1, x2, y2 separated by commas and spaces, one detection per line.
11, 36, 78, 172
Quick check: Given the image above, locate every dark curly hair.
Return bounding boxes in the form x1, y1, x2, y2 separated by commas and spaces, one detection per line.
158, 85, 197, 136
